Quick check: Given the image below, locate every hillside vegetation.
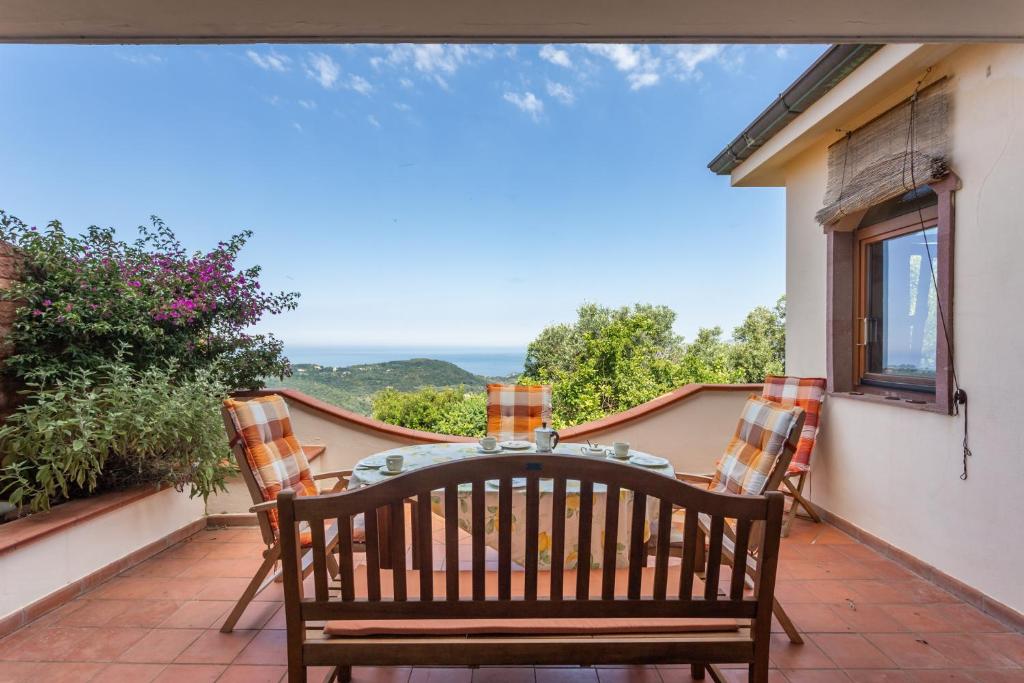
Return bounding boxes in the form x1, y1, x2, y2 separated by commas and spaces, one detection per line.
266, 358, 495, 414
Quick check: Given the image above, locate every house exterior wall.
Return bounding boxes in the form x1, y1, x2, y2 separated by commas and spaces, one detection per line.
783, 43, 1024, 614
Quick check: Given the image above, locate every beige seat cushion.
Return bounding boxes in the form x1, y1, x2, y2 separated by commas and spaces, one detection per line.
324, 616, 738, 637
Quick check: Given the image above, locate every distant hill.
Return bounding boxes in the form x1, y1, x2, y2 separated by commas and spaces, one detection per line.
266, 358, 514, 415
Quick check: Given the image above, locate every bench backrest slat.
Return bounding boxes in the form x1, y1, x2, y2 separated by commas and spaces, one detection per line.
278, 454, 784, 626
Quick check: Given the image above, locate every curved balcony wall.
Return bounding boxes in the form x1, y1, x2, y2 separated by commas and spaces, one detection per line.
207, 384, 760, 516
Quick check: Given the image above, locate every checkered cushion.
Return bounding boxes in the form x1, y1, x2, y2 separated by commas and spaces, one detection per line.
223, 396, 318, 532
762, 376, 826, 475
709, 395, 804, 496
486, 384, 552, 442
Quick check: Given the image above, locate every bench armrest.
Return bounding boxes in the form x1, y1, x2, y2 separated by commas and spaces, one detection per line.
676, 472, 715, 486
313, 469, 354, 493
250, 499, 277, 514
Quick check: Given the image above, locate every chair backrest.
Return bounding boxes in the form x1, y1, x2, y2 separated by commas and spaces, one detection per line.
222, 395, 318, 545
761, 376, 827, 474
709, 395, 806, 497
486, 383, 552, 441
278, 454, 784, 644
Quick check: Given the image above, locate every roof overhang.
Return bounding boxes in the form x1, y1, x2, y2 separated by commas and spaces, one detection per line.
727, 43, 960, 187
1, 1, 1023, 43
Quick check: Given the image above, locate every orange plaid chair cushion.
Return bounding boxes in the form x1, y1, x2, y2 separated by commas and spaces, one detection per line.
761, 376, 826, 475
223, 395, 318, 533
709, 395, 805, 496
486, 384, 552, 442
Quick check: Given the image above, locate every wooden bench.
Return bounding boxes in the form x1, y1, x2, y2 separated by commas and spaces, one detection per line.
277, 453, 785, 683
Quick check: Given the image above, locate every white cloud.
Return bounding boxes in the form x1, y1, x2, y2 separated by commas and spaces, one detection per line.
377, 45, 493, 89
298, 99, 317, 110
367, 114, 381, 128
292, 122, 303, 133
265, 95, 282, 106
394, 102, 412, 112
246, 49, 291, 72
628, 72, 660, 90
117, 52, 165, 66
539, 45, 572, 69
775, 46, 791, 59
348, 74, 373, 95
545, 81, 575, 105
305, 52, 341, 89
665, 45, 724, 80
503, 91, 544, 121
399, 77, 414, 89
585, 44, 646, 71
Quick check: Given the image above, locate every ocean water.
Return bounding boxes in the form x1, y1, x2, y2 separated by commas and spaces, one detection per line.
285, 346, 527, 378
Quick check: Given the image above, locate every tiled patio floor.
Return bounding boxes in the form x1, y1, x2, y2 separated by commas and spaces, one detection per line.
1, 517, 1021, 682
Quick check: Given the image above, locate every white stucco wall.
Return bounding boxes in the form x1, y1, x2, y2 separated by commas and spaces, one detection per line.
782, 44, 1024, 614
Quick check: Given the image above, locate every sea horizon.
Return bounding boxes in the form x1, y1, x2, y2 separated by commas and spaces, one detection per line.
284, 345, 527, 378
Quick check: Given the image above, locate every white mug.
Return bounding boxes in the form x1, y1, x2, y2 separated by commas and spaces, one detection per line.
480, 436, 498, 451
385, 454, 404, 472
607, 442, 630, 459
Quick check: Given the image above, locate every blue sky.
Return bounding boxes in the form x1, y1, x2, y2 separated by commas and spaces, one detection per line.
0, 43, 824, 349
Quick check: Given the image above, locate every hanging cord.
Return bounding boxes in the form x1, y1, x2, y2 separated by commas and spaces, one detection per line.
901, 68, 972, 479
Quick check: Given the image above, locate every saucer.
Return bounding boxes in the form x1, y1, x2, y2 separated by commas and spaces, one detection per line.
379, 467, 405, 476
629, 454, 669, 468
357, 457, 386, 469
581, 447, 606, 457
499, 440, 532, 450
477, 446, 503, 454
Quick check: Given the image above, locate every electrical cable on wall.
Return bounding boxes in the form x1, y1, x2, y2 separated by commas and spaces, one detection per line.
901, 68, 973, 480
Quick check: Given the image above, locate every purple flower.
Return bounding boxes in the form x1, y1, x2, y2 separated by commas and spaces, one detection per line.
42, 299, 52, 307
31, 309, 43, 316
128, 281, 142, 288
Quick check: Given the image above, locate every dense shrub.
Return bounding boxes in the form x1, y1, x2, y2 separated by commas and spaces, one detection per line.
0, 211, 298, 390
0, 211, 297, 511
372, 387, 487, 437
0, 358, 235, 512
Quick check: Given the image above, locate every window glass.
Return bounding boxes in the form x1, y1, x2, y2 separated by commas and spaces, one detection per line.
864, 226, 938, 385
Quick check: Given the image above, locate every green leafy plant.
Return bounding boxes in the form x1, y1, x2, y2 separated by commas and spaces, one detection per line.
0, 210, 298, 390
0, 357, 236, 512
372, 386, 487, 437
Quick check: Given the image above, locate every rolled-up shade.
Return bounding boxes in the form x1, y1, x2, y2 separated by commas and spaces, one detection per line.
817, 79, 950, 226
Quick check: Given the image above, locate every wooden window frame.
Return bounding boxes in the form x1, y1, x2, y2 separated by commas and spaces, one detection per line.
826, 173, 959, 414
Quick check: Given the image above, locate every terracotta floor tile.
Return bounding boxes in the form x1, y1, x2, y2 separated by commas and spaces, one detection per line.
410, 667, 475, 683
90, 577, 206, 602
922, 634, 1018, 669
832, 605, 907, 633
811, 634, 895, 669
716, 668, 788, 682
231, 600, 283, 630
595, 668, 663, 683
535, 667, 599, 682
901, 671, 979, 682
770, 634, 838, 669
160, 600, 233, 629
879, 606, 961, 633
473, 667, 537, 682
151, 663, 225, 682
784, 670, 853, 682
178, 557, 265, 579
979, 633, 1024, 666
118, 628, 205, 663
122, 557, 198, 578
351, 666, 413, 682
862, 635, 951, 670
52, 599, 135, 626
95, 662, 167, 682
115, 599, 184, 627
216, 664, 288, 682
175, 629, 257, 664
801, 581, 866, 606
843, 672, 912, 682
24, 662, 106, 682
0, 626, 91, 662
785, 603, 856, 632
934, 604, 1008, 633
65, 626, 150, 661
0, 662, 41, 682
966, 672, 1024, 682
234, 628, 287, 665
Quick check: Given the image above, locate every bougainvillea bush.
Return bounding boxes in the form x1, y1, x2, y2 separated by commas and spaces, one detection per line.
0, 211, 299, 511
0, 211, 298, 389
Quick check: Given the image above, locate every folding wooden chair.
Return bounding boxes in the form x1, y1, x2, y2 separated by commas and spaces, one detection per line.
220, 395, 362, 633
761, 376, 827, 536
670, 394, 807, 644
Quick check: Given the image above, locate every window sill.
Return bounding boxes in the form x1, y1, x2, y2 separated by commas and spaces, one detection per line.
829, 389, 951, 414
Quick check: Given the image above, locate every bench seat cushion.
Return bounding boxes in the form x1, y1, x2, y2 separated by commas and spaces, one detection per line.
324, 617, 738, 637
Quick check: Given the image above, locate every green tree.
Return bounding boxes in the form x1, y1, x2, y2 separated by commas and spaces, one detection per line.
728, 296, 786, 382
372, 387, 486, 437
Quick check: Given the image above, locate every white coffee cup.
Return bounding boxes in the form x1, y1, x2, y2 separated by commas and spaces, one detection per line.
385, 454, 404, 473
608, 442, 630, 459
480, 436, 497, 451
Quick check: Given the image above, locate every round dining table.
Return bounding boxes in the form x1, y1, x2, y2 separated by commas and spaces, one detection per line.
349, 442, 676, 570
